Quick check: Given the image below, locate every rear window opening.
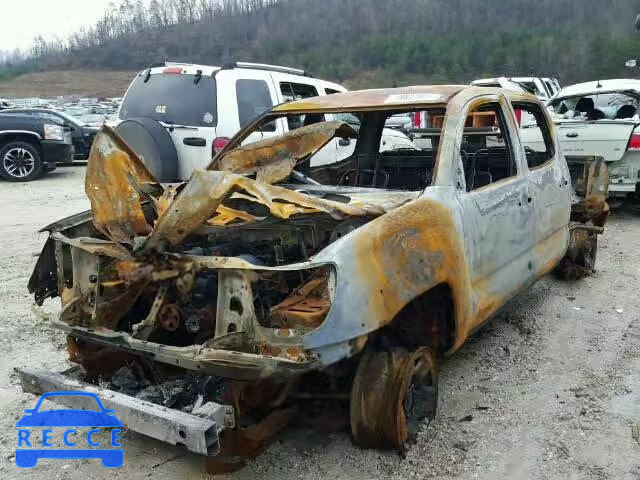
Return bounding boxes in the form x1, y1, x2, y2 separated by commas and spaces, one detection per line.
119, 73, 217, 127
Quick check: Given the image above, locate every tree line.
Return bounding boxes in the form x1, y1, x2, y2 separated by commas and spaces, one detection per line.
2, 0, 640, 87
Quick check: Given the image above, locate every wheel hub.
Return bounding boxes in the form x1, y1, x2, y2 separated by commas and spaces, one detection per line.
4, 148, 35, 178
350, 346, 438, 449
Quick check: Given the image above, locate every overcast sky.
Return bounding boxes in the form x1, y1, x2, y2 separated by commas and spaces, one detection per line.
2, 0, 122, 52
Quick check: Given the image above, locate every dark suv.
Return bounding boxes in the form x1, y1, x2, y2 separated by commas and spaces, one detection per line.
0, 113, 73, 181
2, 108, 98, 160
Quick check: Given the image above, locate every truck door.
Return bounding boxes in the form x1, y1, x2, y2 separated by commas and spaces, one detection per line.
455, 96, 536, 330
513, 101, 571, 272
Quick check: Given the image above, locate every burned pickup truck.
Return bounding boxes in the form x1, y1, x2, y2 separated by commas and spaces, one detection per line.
21, 86, 607, 466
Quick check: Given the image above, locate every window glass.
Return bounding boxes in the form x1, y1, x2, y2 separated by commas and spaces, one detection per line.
544, 80, 555, 96
236, 79, 274, 128
515, 102, 555, 169
35, 112, 65, 125
280, 82, 320, 130
324, 88, 342, 95
119, 73, 217, 127
459, 103, 517, 191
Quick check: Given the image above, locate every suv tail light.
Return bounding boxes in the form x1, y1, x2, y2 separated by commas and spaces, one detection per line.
514, 108, 522, 125
628, 132, 640, 151
163, 66, 182, 74
213, 137, 230, 155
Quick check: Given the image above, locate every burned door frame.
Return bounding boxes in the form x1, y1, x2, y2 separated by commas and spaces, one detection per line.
450, 94, 537, 332
514, 100, 572, 277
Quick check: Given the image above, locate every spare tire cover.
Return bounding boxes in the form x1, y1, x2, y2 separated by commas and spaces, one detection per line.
115, 118, 178, 182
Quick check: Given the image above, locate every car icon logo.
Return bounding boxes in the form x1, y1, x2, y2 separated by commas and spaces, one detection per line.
15, 391, 123, 468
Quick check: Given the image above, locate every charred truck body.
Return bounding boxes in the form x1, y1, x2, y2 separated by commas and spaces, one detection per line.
22, 86, 608, 465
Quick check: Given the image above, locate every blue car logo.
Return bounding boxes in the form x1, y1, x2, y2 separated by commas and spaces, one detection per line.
15, 391, 123, 468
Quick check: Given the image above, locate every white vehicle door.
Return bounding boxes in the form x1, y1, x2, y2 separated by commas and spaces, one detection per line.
521, 120, 637, 162
512, 100, 570, 270
555, 121, 636, 162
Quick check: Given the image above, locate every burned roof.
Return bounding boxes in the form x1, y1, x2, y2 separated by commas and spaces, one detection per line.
273, 85, 467, 112
273, 85, 540, 113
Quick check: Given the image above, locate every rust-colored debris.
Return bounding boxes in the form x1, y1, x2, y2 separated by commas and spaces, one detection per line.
211, 121, 357, 184
270, 273, 331, 329
206, 407, 298, 474
85, 126, 157, 244
85, 128, 390, 256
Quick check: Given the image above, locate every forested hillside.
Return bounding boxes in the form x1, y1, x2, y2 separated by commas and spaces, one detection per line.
2, 0, 640, 88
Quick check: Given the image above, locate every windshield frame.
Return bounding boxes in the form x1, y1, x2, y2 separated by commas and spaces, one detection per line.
208, 101, 454, 194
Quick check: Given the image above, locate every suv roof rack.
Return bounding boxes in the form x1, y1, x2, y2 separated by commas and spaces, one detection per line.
147, 61, 314, 78
147, 61, 193, 69
218, 61, 313, 78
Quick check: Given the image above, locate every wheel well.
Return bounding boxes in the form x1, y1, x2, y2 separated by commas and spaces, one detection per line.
0, 133, 43, 157
379, 283, 456, 356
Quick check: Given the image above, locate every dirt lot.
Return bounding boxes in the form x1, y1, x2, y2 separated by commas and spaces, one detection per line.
1, 166, 639, 480
0, 70, 135, 98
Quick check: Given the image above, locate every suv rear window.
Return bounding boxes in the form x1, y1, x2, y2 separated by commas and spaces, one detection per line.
119, 73, 217, 127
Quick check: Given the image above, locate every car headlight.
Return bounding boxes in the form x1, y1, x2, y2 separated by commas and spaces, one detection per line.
44, 123, 64, 141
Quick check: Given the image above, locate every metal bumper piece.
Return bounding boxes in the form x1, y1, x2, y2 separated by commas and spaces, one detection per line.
15, 366, 234, 456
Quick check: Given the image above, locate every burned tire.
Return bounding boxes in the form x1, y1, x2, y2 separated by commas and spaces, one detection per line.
350, 346, 438, 449
0, 141, 43, 182
554, 229, 598, 280
115, 118, 178, 182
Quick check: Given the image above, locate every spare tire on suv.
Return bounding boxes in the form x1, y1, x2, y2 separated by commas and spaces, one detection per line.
115, 118, 178, 182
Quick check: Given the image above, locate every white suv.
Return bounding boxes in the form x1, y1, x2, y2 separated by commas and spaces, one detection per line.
116, 62, 415, 181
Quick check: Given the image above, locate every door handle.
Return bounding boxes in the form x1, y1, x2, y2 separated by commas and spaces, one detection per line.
338, 138, 351, 147
183, 137, 206, 147
565, 132, 579, 138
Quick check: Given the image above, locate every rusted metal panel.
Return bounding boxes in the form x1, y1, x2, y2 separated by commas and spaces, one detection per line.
85, 126, 158, 244
272, 85, 466, 113
212, 121, 357, 184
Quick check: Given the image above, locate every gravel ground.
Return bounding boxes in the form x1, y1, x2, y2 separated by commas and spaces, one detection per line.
1, 166, 639, 479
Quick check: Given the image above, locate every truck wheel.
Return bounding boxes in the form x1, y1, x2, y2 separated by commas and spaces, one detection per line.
554, 229, 598, 280
350, 346, 438, 450
0, 141, 43, 182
